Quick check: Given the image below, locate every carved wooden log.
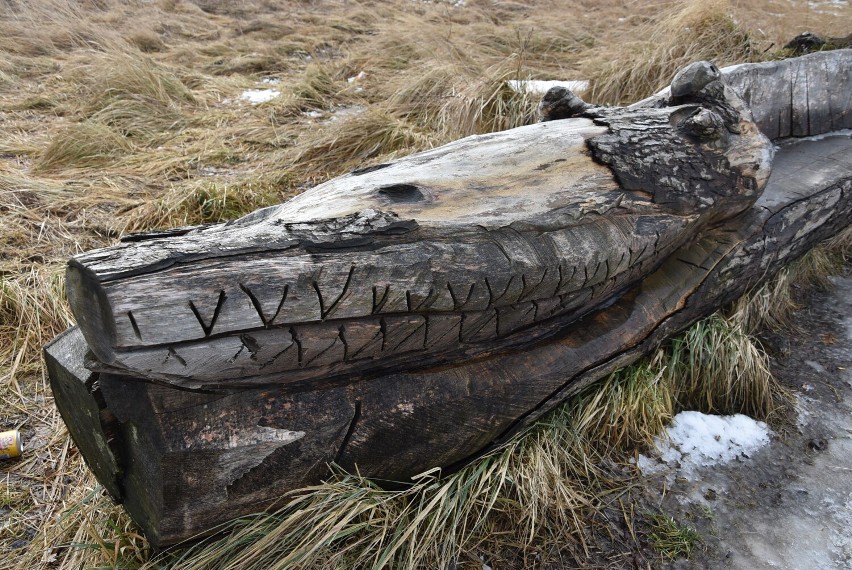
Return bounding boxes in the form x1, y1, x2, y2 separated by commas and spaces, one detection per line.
66, 62, 774, 389
46, 50, 851, 546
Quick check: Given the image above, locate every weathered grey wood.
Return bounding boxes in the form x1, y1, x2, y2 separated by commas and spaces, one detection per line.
44, 328, 122, 501
50, 132, 852, 547
632, 50, 852, 140
724, 50, 851, 139
47, 52, 852, 546
67, 63, 774, 389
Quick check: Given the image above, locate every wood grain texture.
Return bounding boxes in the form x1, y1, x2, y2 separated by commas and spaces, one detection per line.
633, 49, 852, 140
44, 328, 122, 501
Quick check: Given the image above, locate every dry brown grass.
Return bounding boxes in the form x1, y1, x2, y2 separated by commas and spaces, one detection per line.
585, 0, 756, 105
1, 0, 849, 567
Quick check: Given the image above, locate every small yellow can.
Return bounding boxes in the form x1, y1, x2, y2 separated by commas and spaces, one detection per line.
0, 430, 22, 460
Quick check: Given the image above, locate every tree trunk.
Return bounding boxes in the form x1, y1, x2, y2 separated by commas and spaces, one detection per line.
46, 50, 851, 546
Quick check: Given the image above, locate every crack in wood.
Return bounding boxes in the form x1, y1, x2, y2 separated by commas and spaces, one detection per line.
494, 274, 516, 305
460, 282, 476, 309
303, 335, 342, 367
529, 267, 550, 300
446, 281, 461, 310
629, 244, 647, 267
413, 288, 437, 312
240, 334, 261, 361
372, 285, 390, 314
379, 318, 388, 351
335, 400, 361, 463
519, 273, 531, 301
677, 257, 711, 271
188, 289, 227, 336
386, 320, 427, 353
260, 342, 294, 370
127, 311, 142, 341
166, 346, 187, 367
338, 325, 348, 361
239, 283, 289, 327
228, 345, 245, 363
320, 264, 356, 320
291, 327, 303, 366
484, 278, 495, 306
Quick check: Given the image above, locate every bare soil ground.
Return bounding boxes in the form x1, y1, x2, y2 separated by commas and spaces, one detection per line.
641, 271, 852, 570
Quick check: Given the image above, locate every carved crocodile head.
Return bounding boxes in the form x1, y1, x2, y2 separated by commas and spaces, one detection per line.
67, 59, 778, 390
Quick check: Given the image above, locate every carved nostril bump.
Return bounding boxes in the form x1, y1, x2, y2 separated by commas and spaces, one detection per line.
377, 183, 425, 204
671, 60, 721, 97
672, 106, 725, 140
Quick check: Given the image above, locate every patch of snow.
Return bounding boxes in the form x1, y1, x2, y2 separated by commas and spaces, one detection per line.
805, 0, 848, 14
347, 71, 367, 83
638, 411, 770, 478
260, 77, 281, 85
795, 394, 816, 430
240, 89, 280, 104
199, 166, 231, 177
302, 110, 323, 118
506, 79, 590, 95
328, 105, 365, 122
412, 0, 466, 6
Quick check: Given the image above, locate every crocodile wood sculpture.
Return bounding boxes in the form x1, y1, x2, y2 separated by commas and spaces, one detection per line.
46, 50, 851, 546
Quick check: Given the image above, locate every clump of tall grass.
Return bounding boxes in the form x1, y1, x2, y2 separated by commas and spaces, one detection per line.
436, 55, 540, 139
272, 64, 342, 116
118, 179, 283, 234
0, 265, 73, 376
289, 109, 436, 180
33, 121, 131, 172
0, 0, 116, 56
386, 54, 540, 140
287, 53, 540, 179
0, 68, 14, 89
571, 355, 674, 452
824, 224, 852, 261
665, 314, 777, 419
80, 51, 195, 139
586, 0, 754, 105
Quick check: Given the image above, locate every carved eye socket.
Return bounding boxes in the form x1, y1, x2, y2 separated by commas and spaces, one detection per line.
377, 183, 426, 203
